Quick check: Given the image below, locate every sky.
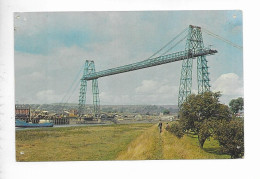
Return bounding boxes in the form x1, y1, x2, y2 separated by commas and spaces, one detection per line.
14, 11, 243, 105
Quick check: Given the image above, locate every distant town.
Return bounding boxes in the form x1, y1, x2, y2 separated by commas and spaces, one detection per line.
15, 104, 179, 125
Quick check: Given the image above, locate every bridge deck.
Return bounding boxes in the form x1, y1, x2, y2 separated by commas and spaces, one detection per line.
84, 48, 217, 81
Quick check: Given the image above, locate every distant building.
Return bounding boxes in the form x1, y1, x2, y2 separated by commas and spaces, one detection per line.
236, 111, 244, 118
69, 109, 78, 116
15, 105, 31, 122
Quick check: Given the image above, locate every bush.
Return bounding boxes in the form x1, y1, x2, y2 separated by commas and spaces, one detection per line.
167, 122, 184, 138
214, 120, 244, 158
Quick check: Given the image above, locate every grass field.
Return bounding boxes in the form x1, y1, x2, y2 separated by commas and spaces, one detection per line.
16, 123, 229, 161
116, 124, 230, 160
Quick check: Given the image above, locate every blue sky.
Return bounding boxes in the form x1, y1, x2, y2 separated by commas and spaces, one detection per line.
14, 11, 243, 105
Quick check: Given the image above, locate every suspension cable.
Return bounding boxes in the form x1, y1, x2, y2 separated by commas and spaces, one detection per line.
202, 28, 243, 50
52, 64, 84, 116
63, 78, 81, 105
60, 65, 84, 104
58, 78, 81, 115
147, 27, 188, 59
161, 35, 188, 56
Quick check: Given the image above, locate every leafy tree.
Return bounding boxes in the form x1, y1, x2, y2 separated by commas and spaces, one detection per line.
214, 120, 244, 158
198, 121, 212, 148
179, 91, 231, 148
229, 97, 244, 114
163, 109, 170, 115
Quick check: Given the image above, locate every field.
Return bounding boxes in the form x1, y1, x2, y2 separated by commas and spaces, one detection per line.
16, 123, 229, 161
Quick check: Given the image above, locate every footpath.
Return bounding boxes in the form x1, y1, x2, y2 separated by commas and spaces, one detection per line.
116, 123, 226, 160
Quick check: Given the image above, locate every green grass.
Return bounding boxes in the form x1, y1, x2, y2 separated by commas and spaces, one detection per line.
16, 123, 230, 161
116, 125, 164, 160
16, 123, 153, 161
117, 124, 230, 160
179, 133, 230, 159
186, 133, 230, 158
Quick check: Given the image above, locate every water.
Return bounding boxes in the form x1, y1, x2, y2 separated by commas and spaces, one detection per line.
15, 123, 110, 130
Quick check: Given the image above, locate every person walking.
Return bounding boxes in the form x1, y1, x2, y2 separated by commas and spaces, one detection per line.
158, 121, 163, 133
165, 122, 169, 130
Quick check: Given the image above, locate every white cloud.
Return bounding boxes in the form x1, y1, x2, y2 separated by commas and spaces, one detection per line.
212, 73, 244, 104
99, 92, 131, 105
14, 12, 243, 105
136, 80, 177, 94
158, 85, 175, 94
135, 80, 159, 94
134, 79, 178, 104
212, 73, 243, 96
36, 90, 63, 103
15, 46, 89, 104
99, 92, 110, 102
98, 79, 179, 105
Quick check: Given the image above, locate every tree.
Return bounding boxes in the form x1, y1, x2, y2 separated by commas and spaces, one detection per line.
163, 109, 170, 115
229, 97, 244, 114
179, 91, 232, 148
198, 121, 212, 148
214, 120, 244, 158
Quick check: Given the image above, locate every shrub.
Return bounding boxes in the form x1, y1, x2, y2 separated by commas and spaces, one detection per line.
167, 122, 184, 138
214, 120, 244, 158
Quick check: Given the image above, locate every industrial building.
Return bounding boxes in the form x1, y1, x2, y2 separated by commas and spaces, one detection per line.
15, 105, 31, 122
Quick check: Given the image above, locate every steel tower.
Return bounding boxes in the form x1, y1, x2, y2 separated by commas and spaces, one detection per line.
78, 60, 100, 116
178, 25, 210, 108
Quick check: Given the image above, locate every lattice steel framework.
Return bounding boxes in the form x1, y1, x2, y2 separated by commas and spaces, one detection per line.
79, 25, 216, 116
178, 25, 211, 108
78, 60, 100, 116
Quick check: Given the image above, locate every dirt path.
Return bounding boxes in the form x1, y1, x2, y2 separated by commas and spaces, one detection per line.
116, 124, 159, 160
116, 123, 227, 160
116, 124, 165, 160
